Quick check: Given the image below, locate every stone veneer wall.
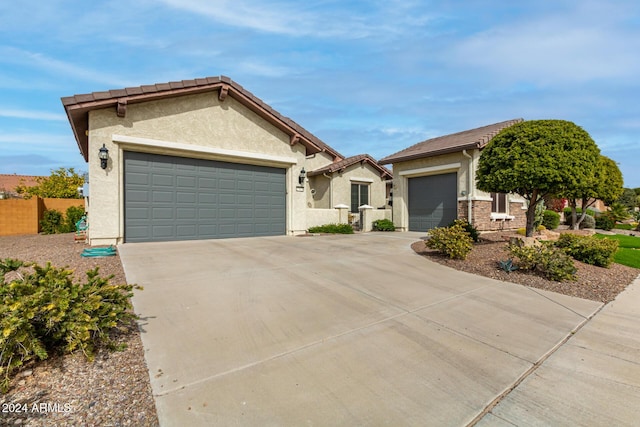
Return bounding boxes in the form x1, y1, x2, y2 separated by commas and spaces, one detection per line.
457, 200, 527, 232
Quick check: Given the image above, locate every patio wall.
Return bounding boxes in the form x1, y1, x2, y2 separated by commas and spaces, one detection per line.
0, 197, 85, 236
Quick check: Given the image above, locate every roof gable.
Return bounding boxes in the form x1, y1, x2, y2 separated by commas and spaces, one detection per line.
379, 118, 524, 164
308, 154, 392, 180
62, 76, 344, 162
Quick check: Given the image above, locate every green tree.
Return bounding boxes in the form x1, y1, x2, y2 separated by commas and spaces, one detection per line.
617, 188, 637, 210
16, 167, 84, 199
563, 155, 623, 229
476, 120, 600, 237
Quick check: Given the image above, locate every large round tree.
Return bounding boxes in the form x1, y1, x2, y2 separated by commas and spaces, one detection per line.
476, 120, 600, 237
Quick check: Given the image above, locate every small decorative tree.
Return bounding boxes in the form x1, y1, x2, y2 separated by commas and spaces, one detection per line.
16, 167, 84, 199
476, 120, 600, 237
562, 155, 623, 229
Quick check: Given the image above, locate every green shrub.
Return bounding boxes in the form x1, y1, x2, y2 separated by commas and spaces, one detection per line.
579, 214, 596, 229
40, 209, 65, 234
556, 234, 619, 267
563, 207, 596, 221
0, 259, 141, 392
308, 223, 354, 234
65, 205, 85, 232
426, 224, 473, 259
448, 219, 479, 242
373, 219, 395, 231
509, 243, 576, 281
533, 201, 546, 228
542, 210, 560, 230
595, 213, 616, 231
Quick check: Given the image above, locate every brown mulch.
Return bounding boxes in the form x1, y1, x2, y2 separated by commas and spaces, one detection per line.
0, 233, 159, 427
411, 231, 640, 304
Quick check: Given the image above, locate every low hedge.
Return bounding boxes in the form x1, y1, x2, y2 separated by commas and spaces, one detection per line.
426, 223, 473, 260
308, 223, 354, 234
556, 234, 619, 268
542, 210, 560, 230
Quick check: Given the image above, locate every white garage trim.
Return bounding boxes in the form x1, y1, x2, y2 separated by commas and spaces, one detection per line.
113, 134, 298, 166
399, 162, 462, 177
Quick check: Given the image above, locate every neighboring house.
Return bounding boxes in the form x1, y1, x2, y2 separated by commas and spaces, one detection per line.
62, 76, 390, 245
0, 174, 41, 199
379, 119, 528, 232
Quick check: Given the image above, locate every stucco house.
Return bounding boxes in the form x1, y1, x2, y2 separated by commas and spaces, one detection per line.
379, 119, 528, 232
62, 76, 391, 245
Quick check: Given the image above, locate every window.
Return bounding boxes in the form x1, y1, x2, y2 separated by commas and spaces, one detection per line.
351, 183, 369, 213
491, 193, 508, 213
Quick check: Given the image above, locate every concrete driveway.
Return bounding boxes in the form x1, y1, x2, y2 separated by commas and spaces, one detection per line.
119, 232, 604, 426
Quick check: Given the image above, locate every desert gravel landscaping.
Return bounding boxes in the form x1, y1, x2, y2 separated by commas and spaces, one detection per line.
0, 233, 158, 427
412, 230, 640, 303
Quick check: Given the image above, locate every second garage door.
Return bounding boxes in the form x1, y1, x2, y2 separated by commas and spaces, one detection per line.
124, 152, 286, 242
408, 173, 458, 231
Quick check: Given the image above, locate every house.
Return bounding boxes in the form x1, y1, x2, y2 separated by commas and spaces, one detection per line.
379, 119, 528, 232
0, 174, 41, 199
62, 76, 391, 245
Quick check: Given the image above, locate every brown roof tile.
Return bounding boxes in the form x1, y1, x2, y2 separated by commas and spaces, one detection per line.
379, 118, 524, 164
62, 76, 343, 162
308, 154, 392, 179
0, 174, 43, 197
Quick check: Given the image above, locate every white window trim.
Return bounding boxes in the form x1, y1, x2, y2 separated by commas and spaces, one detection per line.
349, 177, 374, 183
112, 134, 298, 166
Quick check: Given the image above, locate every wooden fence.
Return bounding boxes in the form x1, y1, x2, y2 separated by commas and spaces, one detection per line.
0, 197, 85, 236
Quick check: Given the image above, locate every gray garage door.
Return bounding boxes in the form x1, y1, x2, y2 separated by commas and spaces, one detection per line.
408, 173, 458, 231
124, 152, 286, 242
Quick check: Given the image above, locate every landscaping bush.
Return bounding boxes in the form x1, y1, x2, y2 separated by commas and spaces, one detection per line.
595, 213, 616, 231
0, 259, 141, 392
40, 209, 65, 234
509, 243, 576, 281
448, 219, 479, 242
308, 223, 354, 234
556, 234, 619, 268
65, 205, 85, 232
579, 214, 596, 229
563, 207, 596, 220
373, 219, 395, 231
542, 210, 560, 230
426, 224, 473, 260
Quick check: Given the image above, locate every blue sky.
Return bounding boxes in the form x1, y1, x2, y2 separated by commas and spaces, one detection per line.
1, 0, 639, 187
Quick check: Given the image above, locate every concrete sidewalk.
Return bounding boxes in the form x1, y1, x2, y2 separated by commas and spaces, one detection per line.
118, 233, 637, 426
477, 276, 640, 426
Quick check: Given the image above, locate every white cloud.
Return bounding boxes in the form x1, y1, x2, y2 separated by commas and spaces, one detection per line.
156, 0, 435, 39
446, 3, 640, 86
0, 108, 66, 121
0, 46, 135, 88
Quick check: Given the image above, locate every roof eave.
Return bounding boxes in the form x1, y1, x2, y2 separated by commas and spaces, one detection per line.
379, 143, 482, 165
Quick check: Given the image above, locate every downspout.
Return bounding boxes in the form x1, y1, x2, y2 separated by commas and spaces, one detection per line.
323, 173, 333, 208
462, 149, 473, 224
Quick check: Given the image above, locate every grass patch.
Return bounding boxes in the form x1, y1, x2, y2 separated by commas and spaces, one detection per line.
595, 234, 640, 268
614, 223, 635, 230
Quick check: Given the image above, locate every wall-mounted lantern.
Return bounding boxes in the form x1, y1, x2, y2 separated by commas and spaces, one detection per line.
298, 167, 306, 185
99, 144, 109, 169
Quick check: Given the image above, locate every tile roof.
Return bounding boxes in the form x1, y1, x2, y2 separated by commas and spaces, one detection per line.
0, 174, 41, 197
379, 118, 524, 164
308, 154, 392, 179
62, 76, 344, 162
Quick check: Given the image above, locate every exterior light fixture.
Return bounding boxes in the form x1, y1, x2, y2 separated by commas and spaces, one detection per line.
298, 167, 306, 185
98, 144, 109, 169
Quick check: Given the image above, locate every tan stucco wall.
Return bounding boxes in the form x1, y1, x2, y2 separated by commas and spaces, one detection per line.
329, 163, 388, 210
389, 149, 528, 232
86, 92, 318, 244
390, 152, 469, 231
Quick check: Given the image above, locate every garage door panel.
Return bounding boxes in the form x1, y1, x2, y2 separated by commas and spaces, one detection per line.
125, 152, 286, 242
408, 173, 457, 231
